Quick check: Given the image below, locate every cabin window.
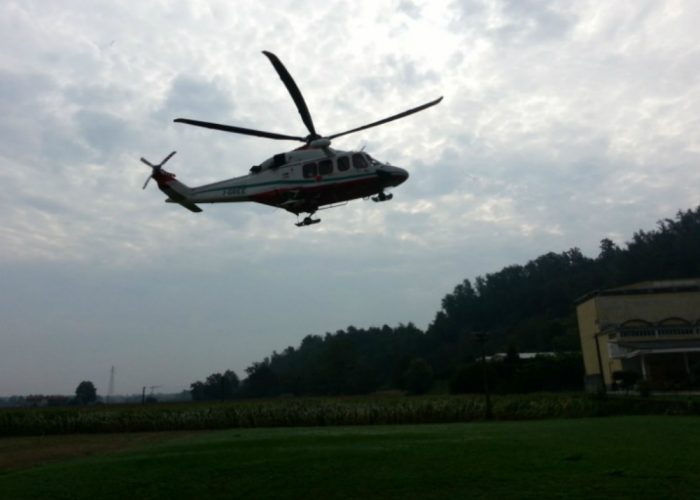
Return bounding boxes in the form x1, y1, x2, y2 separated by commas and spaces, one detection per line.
337, 156, 349, 171
303, 162, 317, 178
352, 153, 368, 169
319, 159, 333, 175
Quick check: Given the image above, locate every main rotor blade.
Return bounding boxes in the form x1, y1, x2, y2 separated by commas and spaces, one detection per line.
262, 51, 318, 139
326, 96, 444, 141
174, 118, 306, 142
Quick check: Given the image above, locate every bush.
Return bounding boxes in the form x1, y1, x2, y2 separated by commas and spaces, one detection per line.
449, 363, 486, 394
612, 370, 640, 391
638, 380, 652, 398
450, 354, 584, 394
402, 358, 434, 395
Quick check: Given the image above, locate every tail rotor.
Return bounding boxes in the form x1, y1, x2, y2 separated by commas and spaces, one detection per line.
141, 151, 176, 189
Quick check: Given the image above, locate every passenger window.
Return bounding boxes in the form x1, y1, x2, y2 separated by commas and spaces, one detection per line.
319, 159, 333, 175
303, 163, 317, 178
337, 156, 349, 171
352, 153, 368, 169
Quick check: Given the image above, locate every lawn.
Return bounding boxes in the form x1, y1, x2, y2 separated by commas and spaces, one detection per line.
1, 416, 699, 499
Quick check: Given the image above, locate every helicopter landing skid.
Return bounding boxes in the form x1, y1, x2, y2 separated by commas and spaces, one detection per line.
372, 192, 393, 202
295, 216, 321, 227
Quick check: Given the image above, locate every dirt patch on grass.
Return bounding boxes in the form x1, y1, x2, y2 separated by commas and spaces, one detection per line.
0, 432, 200, 472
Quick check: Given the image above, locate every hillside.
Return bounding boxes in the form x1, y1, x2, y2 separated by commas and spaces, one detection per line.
215, 207, 700, 397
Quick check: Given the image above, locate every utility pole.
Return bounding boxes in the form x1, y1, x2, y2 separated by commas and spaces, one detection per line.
475, 332, 493, 420
142, 385, 161, 404
107, 366, 115, 404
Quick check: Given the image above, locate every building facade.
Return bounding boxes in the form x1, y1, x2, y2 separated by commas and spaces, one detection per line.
576, 279, 700, 391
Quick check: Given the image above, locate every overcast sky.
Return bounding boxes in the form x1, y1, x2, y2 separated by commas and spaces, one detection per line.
1, 0, 699, 396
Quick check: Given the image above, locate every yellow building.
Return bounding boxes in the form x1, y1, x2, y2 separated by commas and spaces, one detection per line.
576, 279, 700, 391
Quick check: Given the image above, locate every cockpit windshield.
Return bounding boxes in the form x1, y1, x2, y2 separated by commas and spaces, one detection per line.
365, 154, 381, 166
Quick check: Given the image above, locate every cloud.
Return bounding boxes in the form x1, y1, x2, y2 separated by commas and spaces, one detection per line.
76, 109, 135, 157
495, 0, 576, 43
155, 75, 235, 124
1, 0, 699, 394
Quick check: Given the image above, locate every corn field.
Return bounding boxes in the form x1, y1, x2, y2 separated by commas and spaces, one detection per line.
2, 394, 699, 437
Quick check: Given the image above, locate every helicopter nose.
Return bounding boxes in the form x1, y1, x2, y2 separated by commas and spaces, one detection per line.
376, 165, 409, 186
391, 166, 409, 186
395, 167, 409, 183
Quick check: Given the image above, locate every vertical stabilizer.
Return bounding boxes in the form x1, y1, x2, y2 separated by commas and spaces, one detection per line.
141, 151, 202, 212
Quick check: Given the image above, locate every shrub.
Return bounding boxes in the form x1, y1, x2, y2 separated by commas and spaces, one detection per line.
612, 370, 640, 391
402, 358, 434, 395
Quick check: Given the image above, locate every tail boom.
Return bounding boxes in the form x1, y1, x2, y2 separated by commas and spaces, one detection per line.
156, 173, 202, 213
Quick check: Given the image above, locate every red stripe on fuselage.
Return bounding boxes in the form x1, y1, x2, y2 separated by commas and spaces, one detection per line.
251, 176, 383, 214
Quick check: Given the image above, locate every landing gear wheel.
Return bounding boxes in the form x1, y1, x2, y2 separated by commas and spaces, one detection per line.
372, 191, 393, 202
295, 216, 321, 227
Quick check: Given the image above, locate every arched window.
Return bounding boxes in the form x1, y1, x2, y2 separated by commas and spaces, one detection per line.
657, 317, 694, 336
619, 319, 654, 338
657, 317, 691, 326
620, 319, 653, 328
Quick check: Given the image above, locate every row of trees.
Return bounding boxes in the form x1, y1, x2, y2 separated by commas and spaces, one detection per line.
190, 370, 239, 401
193, 351, 583, 401
191, 325, 437, 399
18, 381, 99, 407
191, 207, 700, 400
450, 352, 583, 394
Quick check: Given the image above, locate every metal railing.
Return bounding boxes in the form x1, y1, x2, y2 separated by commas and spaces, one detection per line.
613, 326, 699, 339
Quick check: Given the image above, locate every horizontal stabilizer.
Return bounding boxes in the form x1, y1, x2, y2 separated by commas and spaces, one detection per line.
165, 198, 203, 213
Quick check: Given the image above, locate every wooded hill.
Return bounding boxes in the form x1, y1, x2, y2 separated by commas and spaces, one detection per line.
194, 207, 700, 398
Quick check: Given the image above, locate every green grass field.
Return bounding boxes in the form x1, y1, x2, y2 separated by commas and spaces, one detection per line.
2, 416, 699, 499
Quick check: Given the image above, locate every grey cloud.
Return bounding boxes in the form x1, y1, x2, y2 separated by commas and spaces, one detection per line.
402, 153, 479, 199
76, 109, 135, 157
0, 71, 53, 161
14, 193, 75, 217
397, 1, 422, 19
65, 83, 136, 108
381, 55, 439, 86
449, 0, 487, 24
496, 0, 576, 43
450, 0, 576, 44
155, 75, 235, 123
355, 55, 439, 99
0, 70, 92, 169
0, 70, 54, 109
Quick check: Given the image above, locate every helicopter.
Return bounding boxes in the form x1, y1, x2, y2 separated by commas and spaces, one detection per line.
141, 51, 442, 227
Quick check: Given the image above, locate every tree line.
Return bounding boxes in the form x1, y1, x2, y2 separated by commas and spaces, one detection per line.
192, 207, 700, 399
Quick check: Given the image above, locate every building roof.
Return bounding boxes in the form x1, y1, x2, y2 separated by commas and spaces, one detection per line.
575, 279, 700, 305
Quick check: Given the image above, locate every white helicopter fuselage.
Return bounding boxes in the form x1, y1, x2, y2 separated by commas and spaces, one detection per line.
155, 147, 408, 217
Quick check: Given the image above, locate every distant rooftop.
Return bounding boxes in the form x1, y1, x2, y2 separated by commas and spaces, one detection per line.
576, 278, 700, 304
608, 279, 700, 291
